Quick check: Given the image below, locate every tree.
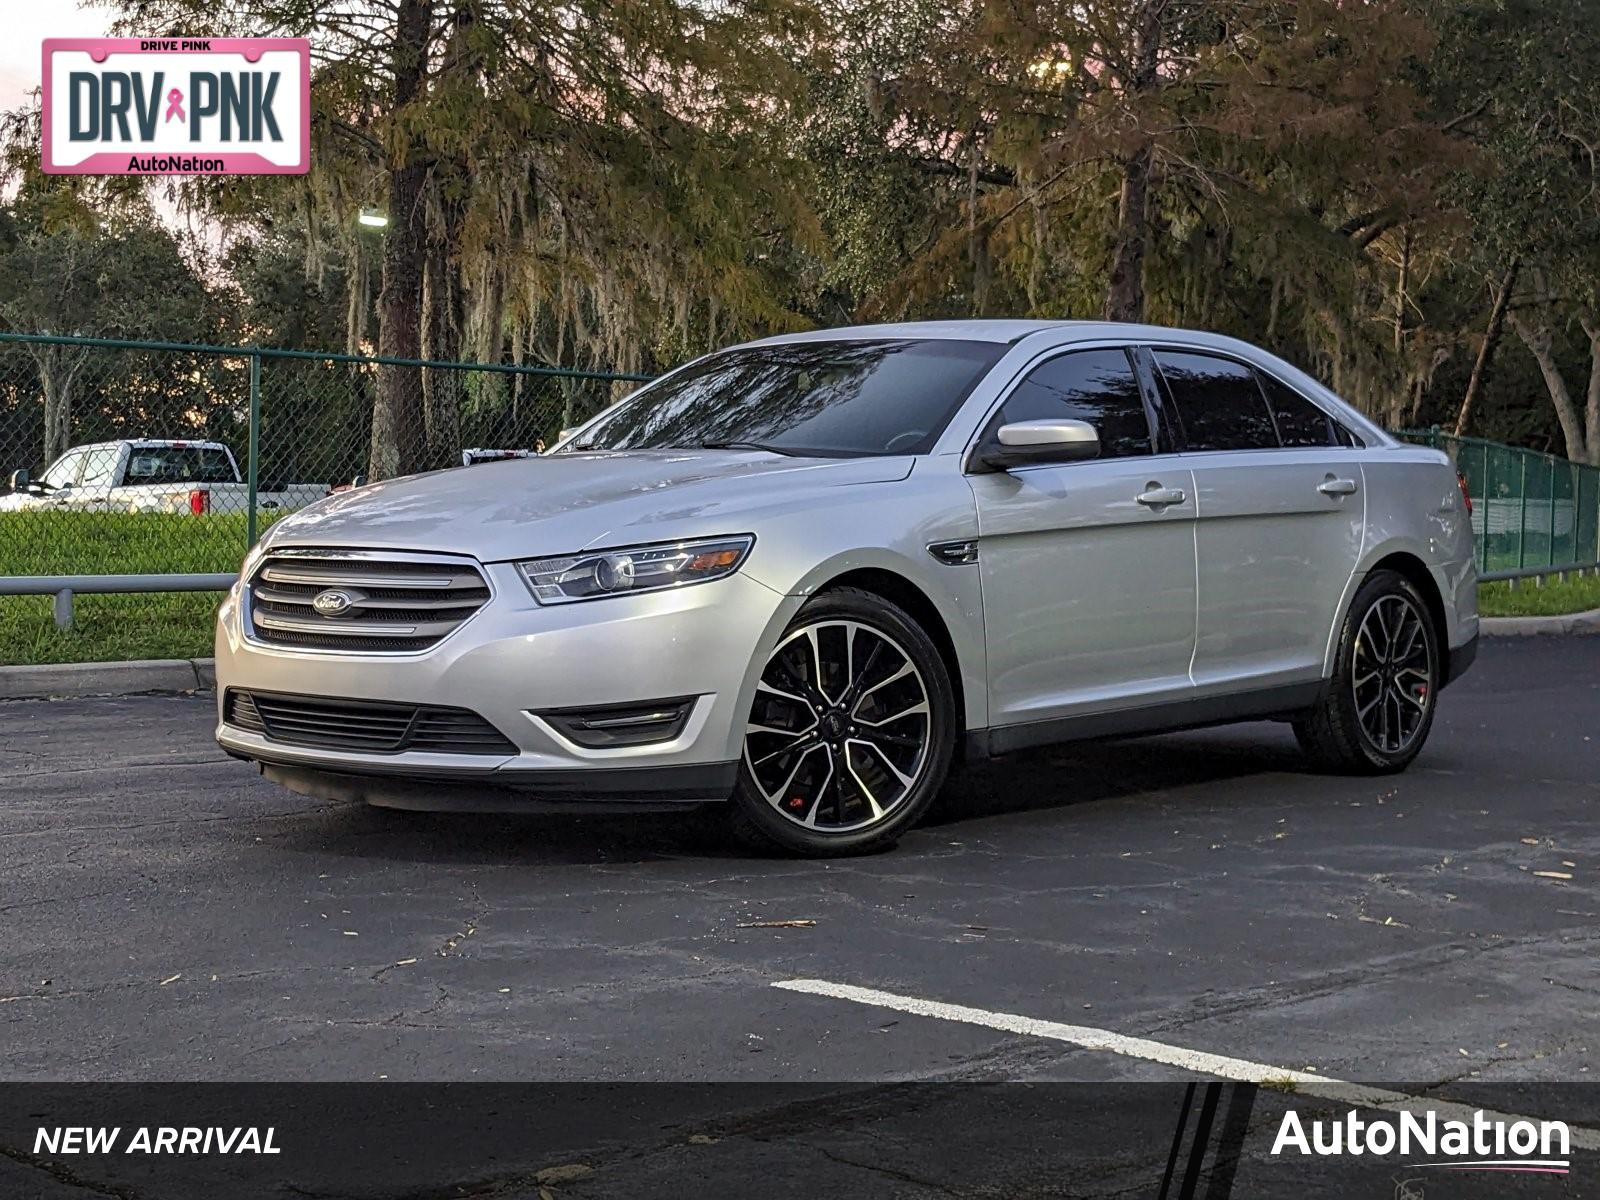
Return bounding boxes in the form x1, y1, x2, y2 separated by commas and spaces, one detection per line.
1427, 0, 1600, 462
805, 0, 1455, 422
109, 0, 822, 477
0, 202, 215, 463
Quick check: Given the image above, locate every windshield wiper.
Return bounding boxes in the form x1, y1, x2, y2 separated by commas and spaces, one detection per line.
696, 440, 804, 457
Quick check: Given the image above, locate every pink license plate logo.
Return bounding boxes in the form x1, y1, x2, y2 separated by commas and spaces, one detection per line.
42, 38, 309, 175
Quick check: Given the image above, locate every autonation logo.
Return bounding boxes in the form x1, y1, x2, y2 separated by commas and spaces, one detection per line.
1272, 1108, 1571, 1175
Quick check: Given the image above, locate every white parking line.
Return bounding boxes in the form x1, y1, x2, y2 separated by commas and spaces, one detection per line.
772, 978, 1600, 1152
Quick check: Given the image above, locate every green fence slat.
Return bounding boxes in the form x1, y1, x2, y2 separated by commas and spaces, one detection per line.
1517, 454, 1528, 572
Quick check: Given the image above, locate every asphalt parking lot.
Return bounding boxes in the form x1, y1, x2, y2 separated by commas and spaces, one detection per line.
2, 636, 1596, 1086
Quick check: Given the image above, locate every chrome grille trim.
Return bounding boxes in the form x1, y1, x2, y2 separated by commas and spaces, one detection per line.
244, 549, 491, 653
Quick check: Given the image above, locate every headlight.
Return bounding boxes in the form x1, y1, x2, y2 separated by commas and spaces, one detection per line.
516, 535, 754, 604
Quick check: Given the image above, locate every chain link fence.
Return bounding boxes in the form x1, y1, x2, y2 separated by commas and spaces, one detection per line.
1399, 428, 1600, 580
0, 332, 650, 581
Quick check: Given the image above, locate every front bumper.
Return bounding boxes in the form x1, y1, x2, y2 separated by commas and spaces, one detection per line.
251, 758, 740, 812
214, 560, 796, 806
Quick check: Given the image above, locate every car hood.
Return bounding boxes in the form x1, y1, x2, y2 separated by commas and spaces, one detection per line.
262, 449, 914, 559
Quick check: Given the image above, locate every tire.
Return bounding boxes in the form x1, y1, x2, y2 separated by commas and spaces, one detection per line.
726, 587, 957, 856
1293, 569, 1441, 774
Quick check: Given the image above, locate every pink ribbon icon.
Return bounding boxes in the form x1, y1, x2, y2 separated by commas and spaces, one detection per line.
164, 88, 185, 123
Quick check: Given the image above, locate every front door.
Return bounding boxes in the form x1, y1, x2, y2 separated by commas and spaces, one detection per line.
969, 346, 1199, 732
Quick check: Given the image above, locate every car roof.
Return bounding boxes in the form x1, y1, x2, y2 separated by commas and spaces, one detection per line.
742, 319, 1291, 357
744, 320, 1083, 345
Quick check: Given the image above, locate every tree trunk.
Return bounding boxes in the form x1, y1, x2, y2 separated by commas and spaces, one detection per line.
1509, 308, 1590, 464
33, 344, 89, 465
560, 379, 576, 433
368, 0, 434, 481
1102, 2, 1165, 323
1577, 314, 1600, 465
41, 366, 72, 465
421, 216, 465, 468
1104, 144, 1152, 323
418, 1, 478, 467
1393, 228, 1410, 354
1385, 228, 1411, 430
1454, 260, 1518, 438
1407, 377, 1426, 427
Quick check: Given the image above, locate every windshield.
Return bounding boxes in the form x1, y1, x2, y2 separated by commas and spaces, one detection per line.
567, 339, 1007, 457
124, 446, 237, 485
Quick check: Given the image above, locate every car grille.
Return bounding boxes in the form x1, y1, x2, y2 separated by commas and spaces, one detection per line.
246, 552, 490, 652
225, 690, 517, 756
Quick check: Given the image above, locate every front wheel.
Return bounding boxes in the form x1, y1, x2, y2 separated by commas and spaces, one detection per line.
727, 588, 956, 856
1294, 569, 1440, 774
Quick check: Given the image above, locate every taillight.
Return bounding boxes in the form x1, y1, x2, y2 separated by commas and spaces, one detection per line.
189, 488, 209, 514
1456, 472, 1472, 515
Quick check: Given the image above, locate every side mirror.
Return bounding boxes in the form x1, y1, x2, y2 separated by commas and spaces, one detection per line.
978, 419, 1100, 471
7, 469, 28, 492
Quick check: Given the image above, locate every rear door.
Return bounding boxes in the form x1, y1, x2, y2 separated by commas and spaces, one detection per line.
970, 346, 1198, 731
1149, 348, 1364, 692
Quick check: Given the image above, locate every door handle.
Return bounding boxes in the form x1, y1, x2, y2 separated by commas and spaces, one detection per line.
1136, 486, 1187, 508
1317, 477, 1359, 497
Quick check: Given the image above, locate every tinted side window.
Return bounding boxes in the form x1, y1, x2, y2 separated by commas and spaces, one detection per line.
1258, 371, 1336, 448
1155, 351, 1278, 451
996, 348, 1151, 459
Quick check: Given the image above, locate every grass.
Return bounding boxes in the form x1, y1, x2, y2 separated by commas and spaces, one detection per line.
3, 511, 1599, 664
1, 510, 253, 666
1477, 573, 1600, 618
0, 511, 256, 575
0, 592, 219, 665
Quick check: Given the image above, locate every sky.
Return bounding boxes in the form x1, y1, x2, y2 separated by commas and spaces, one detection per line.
3, 2, 226, 245
2, 1, 117, 115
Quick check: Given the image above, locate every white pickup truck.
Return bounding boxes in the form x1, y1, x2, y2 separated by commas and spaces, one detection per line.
0, 440, 328, 515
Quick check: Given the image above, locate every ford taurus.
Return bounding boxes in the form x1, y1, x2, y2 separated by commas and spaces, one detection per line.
215, 321, 1479, 854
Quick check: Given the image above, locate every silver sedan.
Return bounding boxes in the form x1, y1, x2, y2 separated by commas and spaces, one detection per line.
215, 320, 1479, 855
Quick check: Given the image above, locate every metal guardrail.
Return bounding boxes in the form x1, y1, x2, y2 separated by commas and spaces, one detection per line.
1396, 428, 1600, 582
0, 332, 651, 627
0, 573, 237, 629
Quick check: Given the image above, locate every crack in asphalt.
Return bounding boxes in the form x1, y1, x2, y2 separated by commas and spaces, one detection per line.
815, 1145, 964, 1195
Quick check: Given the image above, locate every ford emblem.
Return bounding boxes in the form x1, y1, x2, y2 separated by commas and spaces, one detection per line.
312, 588, 357, 618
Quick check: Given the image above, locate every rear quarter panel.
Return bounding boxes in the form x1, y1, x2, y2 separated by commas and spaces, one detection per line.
1336, 446, 1478, 669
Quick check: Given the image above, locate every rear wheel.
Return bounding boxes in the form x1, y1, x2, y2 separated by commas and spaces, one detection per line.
728, 588, 956, 856
1294, 569, 1440, 773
